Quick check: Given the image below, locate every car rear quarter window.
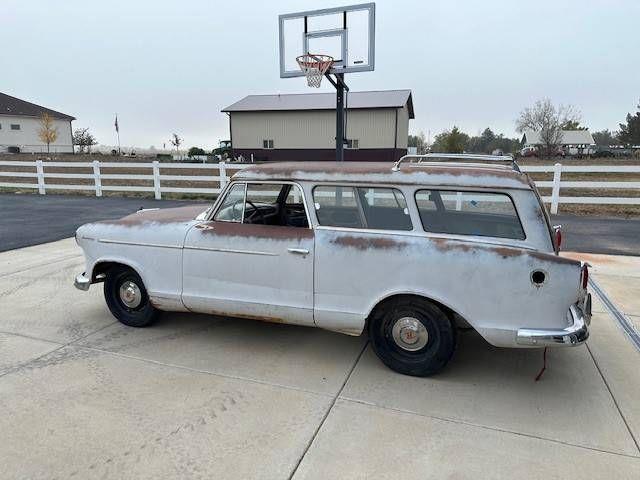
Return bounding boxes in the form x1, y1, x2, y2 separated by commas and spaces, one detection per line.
313, 186, 412, 231
415, 189, 525, 240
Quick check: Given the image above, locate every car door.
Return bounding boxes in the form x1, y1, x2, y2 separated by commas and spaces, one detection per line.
312, 185, 414, 335
182, 181, 315, 326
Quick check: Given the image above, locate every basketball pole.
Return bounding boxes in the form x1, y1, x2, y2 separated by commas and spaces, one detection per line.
326, 72, 349, 162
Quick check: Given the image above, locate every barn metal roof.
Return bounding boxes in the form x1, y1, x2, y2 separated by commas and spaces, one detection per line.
233, 161, 531, 190
522, 129, 595, 145
0, 92, 75, 120
222, 90, 414, 118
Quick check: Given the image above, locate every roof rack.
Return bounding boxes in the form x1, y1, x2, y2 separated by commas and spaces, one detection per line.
392, 153, 521, 173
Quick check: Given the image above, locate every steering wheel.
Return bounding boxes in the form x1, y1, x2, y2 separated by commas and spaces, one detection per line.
245, 200, 266, 224
231, 199, 243, 220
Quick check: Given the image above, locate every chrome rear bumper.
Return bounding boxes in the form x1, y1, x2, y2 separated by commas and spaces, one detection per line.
74, 272, 91, 291
516, 295, 591, 347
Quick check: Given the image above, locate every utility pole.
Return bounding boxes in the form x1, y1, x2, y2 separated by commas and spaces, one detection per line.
336, 73, 345, 162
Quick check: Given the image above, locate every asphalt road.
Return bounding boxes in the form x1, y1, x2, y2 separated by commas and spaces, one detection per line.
0, 193, 207, 252
1, 193, 639, 255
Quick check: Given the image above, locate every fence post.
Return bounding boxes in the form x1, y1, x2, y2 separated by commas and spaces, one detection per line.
92, 160, 102, 197
550, 162, 562, 214
219, 161, 227, 190
152, 161, 161, 200
35, 159, 45, 195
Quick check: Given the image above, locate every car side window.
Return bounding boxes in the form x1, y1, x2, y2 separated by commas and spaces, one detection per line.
357, 187, 412, 231
243, 183, 309, 228
313, 186, 412, 231
313, 186, 363, 228
214, 183, 246, 222
415, 189, 525, 240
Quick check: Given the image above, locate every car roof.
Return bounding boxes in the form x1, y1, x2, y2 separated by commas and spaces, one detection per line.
232, 161, 532, 190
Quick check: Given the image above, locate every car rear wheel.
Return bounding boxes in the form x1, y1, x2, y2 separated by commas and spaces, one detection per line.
104, 267, 158, 327
369, 297, 456, 377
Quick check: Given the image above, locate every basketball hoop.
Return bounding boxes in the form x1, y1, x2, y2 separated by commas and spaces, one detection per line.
296, 54, 334, 88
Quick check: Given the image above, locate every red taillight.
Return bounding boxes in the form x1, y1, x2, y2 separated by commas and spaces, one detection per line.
581, 264, 589, 289
555, 229, 562, 251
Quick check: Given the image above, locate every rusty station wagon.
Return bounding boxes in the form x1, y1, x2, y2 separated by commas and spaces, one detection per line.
74, 155, 592, 376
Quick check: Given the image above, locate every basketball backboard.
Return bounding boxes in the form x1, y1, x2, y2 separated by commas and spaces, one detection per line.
278, 3, 375, 78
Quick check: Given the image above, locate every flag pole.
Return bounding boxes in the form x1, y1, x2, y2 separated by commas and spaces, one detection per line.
115, 114, 121, 156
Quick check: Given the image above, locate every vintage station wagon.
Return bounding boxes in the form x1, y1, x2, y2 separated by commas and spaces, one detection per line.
74, 155, 592, 376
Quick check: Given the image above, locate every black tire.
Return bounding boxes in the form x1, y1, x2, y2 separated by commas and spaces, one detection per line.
369, 297, 456, 377
104, 266, 159, 327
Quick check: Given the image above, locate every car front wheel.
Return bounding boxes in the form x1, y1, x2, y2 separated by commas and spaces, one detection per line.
369, 297, 456, 377
104, 266, 158, 327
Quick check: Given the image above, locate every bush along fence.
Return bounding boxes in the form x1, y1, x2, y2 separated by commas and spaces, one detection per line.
1, 160, 640, 214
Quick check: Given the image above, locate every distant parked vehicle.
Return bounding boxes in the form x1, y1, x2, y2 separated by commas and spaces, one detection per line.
593, 146, 615, 157
520, 146, 538, 157
612, 147, 634, 158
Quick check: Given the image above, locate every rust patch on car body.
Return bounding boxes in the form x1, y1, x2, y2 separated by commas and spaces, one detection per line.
330, 235, 407, 250
429, 237, 475, 254
529, 250, 581, 266
196, 221, 314, 240
195, 307, 289, 325
233, 161, 531, 189
97, 205, 206, 227
491, 246, 524, 258
430, 237, 524, 258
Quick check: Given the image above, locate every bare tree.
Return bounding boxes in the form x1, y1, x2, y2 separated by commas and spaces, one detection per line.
38, 113, 59, 154
169, 133, 182, 155
516, 98, 581, 157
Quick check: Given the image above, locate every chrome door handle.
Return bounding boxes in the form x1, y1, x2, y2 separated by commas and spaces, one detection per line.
196, 223, 215, 231
287, 248, 309, 255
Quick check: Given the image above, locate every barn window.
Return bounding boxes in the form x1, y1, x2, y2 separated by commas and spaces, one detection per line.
10, 124, 20, 130
346, 139, 359, 149
262, 139, 274, 149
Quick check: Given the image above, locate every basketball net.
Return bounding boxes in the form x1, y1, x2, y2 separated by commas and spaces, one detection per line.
296, 54, 334, 88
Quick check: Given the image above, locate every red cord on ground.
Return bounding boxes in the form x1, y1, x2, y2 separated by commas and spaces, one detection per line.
534, 347, 548, 381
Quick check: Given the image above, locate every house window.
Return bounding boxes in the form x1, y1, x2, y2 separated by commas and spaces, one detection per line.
10, 124, 20, 130
346, 139, 359, 149
262, 139, 274, 149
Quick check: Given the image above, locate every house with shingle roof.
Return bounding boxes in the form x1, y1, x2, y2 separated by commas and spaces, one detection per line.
0, 92, 75, 153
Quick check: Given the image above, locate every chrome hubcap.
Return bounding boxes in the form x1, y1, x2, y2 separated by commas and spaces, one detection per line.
391, 317, 428, 351
119, 280, 142, 309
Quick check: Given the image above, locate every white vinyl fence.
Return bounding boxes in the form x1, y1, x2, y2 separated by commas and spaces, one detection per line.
1, 160, 639, 214
520, 163, 640, 214
0, 160, 248, 200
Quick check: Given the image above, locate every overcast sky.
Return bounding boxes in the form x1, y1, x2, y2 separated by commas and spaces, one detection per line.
3, 0, 638, 150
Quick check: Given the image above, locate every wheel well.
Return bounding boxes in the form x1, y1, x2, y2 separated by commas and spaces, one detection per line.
366, 294, 467, 332
91, 261, 137, 282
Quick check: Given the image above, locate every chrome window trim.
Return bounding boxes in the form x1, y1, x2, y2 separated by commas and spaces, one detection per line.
414, 187, 527, 241
211, 182, 246, 223
311, 184, 415, 232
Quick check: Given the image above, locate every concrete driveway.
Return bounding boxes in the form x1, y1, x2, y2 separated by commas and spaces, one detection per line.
1, 240, 639, 479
